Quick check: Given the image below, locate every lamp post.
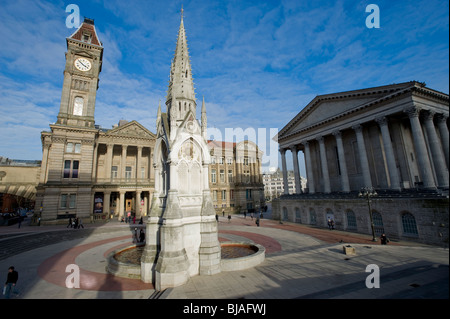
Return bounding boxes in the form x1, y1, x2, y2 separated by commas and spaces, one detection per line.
358, 187, 378, 242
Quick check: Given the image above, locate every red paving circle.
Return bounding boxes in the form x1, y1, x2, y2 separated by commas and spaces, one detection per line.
37, 230, 282, 291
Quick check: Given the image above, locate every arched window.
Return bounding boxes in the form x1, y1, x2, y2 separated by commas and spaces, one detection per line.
295, 207, 301, 223
372, 210, 384, 235
402, 212, 418, 236
346, 210, 357, 230
282, 207, 288, 221
309, 208, 316, 225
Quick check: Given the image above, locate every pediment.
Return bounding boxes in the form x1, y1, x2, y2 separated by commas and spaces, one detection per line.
106, 120, 155, 139
279, 81, 418, 138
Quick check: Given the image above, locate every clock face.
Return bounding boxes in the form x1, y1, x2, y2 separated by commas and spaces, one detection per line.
74, 58, 91, 71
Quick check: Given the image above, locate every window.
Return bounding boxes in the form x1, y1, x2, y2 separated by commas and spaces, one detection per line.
220, 157, 224, 164
346, 210, 357, 230
222, 190, 226, 201
111, 166, 118, 179
66, 143, 81, 153
125, 166, 132, 180
402, 212, 418, 236
63, 160, 79, 178
246, 189, 252, 199
60, 194, 76, 209
220, 170, 225, 183
244, 157, 249, 165
228, 170, 233, 183
227, 157, 232, 165
211, 157, 216, 164
211, 169, 216, 183
141, 167, 146, 179
230, 190, 234, 200
309, 208, 317, 225
295, 207, 302, 223
372, 211, 385, 235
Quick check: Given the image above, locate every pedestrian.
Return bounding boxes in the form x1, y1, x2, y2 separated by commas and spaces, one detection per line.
228, 214, 231, 223
18, 216, 22, 228
250, 212, 253, 220
139, 229, 145, 243
380, 233, 389, 245
331, 219, 335, 230
133, 228, 139, 243
4, 266, 18, 299
67, 217, 73, 228
78, 218, 84, 229
73, 218, 79, 229
222, 210, 225, 217
244, 211, 247, 219
255, 217, 260, 227
133, 216, 136, 224
127, 211, 131, 223
327, 218, 332, 230
139, 217, 143, 224
215, 214, 219, 222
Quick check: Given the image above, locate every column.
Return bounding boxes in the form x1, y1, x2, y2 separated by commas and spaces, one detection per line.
280, 148, 289, 195
121, 145, 127, 180
375, 116, 401, 190
143, 193, 148, 216
40, 142, 50, 184
404, 107, 436, 189
303, 141, 315, 194
105, 143, 113, 181
137, 146, 143, 181
435, 114, 449, 168
136, 190, 142, 218
290, 146, 302, 194
422, 111, 448, 188
118, 191, 125, 221
104, 191, 111, 216
332, 131, 350, 192
316, 136, 331, 193
352, 124, 372, 188
91, 142, 99, 181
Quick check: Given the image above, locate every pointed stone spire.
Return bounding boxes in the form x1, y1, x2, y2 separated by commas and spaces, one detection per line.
201, 96, 207, 140
156, 100, 161, 128
166, 7, 196, 125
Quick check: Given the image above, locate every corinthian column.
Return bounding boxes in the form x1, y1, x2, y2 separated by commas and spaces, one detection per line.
422, 111, 448, 188
352, 124, 372, 188
435, 114, 449, 168
404, 107, 436, 189
316, 136, 331, 193
290, 145, 301, 194
332, 130, 350, 192
375, 116, 401, 190
280, 148, 289, 195
303, 141, 315, 194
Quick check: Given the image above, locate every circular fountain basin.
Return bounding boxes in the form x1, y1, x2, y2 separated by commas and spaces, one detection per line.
220, 242, 265, 271
107, 241, 265, 279
106, 244, 144, 279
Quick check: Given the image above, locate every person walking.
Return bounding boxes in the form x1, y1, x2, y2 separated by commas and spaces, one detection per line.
327, 218, 332, 230
73, 218, 79, 229
78, 218, 84, 229
4, 266, 18, 299
139, 229, 145, 243
228, 214, 231, 223
67, 217, 73, 228
222, 210, 225, 217
215, 214, 219, 222
255, 217, 260, 227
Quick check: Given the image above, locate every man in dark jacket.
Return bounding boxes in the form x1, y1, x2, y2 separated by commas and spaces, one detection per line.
4, 266, 18, 299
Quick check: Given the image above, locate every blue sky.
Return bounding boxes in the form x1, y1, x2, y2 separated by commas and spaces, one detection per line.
0, 0, 448, 175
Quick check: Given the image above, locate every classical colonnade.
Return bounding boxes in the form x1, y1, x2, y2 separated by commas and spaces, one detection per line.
280, 106, 449, 195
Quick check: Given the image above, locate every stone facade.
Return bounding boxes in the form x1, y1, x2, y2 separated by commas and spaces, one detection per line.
208, 140, 265, 214
274, 82, 449, 246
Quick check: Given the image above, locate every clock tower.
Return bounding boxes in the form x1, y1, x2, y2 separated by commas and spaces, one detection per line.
57, 17, 103, 128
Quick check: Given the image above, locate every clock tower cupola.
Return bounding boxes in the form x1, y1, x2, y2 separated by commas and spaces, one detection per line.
56, 17, 103, 128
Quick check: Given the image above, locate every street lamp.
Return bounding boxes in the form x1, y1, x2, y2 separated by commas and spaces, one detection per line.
358, 187, 378, 242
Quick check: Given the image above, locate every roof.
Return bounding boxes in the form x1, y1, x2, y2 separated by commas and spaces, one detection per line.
68, 17, 102, 46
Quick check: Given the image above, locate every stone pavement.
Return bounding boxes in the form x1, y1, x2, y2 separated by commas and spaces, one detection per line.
0, 213, 448, 300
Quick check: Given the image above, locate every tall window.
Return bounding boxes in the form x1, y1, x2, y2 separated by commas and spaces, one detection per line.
372, 211, 385, 235
346, 210, 357, 230
230, 190, 234, 200
309, 208, 317, 225
220, 157, 224, 164
125, 166, 132, 180
227, 157, 232, 165
141, 167, 146, 179
222, 190, 226, 201
244, 157, 249, 165
220, 170, 225, 183
246, 189, 252, 199
111, 166, 118, 179
228, 170, 233, 183
63, 160, 79, 178
295, 207, 302, 223
60, 194, 76, 209
211, 169, 216, 183
402, 212, 418, 236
